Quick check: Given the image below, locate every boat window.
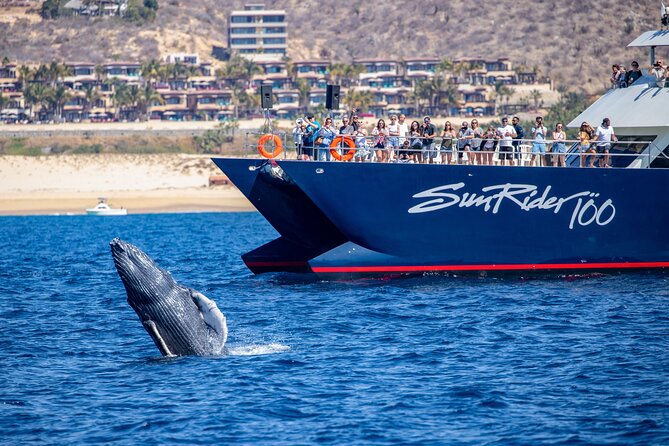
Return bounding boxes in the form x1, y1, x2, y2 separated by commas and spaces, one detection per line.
650, 142, 669, 169
609, 135, 656, 168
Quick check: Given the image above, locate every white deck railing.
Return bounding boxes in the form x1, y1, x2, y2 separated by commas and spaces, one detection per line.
246, 131, 665, 168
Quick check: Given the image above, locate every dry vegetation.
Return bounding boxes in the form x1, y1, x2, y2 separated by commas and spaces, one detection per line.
0, 132, 252, 156
0, 0, 664, 93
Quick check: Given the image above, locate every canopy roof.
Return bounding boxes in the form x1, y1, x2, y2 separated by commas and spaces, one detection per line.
627, 30, 669, 47
568, 77, 669, 128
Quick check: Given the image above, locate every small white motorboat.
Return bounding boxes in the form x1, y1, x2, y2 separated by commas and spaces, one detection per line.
86, 198, 127, 216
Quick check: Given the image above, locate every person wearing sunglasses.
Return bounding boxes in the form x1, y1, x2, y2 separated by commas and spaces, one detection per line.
625, 61, 642, 86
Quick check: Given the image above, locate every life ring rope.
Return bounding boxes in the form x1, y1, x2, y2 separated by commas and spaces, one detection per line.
329, 136, 356, 161
257, 134, 283, 159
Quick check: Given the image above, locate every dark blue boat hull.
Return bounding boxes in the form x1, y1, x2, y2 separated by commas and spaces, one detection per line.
213, 158, 669, 276
211, 158, 346, 273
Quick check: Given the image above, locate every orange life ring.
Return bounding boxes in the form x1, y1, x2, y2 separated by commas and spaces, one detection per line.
257, 134, 283, 158
329, 136, 356, 161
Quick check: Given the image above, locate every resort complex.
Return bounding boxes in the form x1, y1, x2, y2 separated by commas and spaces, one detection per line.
0, 55, 552, 124
0, 2, 561, 124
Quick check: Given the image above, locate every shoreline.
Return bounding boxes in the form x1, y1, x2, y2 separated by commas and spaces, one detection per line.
0, 154, 255, 216
0, 188, 254, 216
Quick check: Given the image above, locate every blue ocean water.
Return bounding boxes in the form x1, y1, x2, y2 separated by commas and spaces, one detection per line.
1, 212, 668, 445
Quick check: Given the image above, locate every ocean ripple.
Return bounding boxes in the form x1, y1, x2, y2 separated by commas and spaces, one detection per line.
0, 213, 668, 444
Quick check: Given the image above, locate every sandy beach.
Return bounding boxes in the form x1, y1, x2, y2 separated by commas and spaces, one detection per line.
0, 154, 254, 215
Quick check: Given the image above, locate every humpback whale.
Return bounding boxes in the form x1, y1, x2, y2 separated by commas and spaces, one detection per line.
110, 238, 227, 356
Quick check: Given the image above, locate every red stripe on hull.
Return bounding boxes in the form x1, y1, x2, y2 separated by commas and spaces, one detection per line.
311, 262, 669, 274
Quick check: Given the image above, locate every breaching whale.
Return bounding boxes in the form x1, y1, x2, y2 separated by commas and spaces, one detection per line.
110, 238, 227, 356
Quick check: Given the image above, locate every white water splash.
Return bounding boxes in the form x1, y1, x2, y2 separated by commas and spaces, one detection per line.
226, 343, 290, 356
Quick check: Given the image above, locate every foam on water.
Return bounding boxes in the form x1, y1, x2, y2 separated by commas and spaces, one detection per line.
227, 343, 291, 356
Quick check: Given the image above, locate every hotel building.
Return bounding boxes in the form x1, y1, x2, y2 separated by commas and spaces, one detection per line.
228, 3, 287, 59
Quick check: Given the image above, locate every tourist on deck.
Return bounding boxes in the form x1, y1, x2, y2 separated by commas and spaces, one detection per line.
314, 135, 329, 161
617, 65, 628, 88
397, 140, 412, 162
409, 120, 424, 163
293, 118, 305, 159
317, 117, 336, 161
439, 121, 456, 165
530, 116, 548, 166
301, 114, 320, 161
338, 116, 349, 133
421, 116, 437, 164
650, 60, 667, 88
456, 121, 474, 165
595, 118, 617, 168
578, 122, 596, 167
552, 123, 567, 167
372, 119, 390, 162
625, 61, 643, 86
398, 114, 409, 145
353, 124, 371, 162
340, 108, 358, 134
319, 117, 336, 145
497, 117, 517, 166
511, 116, 525, 165
470, 119, 483, 165
352, 114, 362, 133
481, 125, 499, 166
610, 64, 621, 89
387, 115, 401, 161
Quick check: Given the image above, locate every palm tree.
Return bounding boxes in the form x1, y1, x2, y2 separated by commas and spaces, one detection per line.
230, 83, 246, 118
503, 86, 516, 113
95, 64, 106, 84
452, 60, 471, 83
82, 84, 101, 119
137, 84, 163, 121
529, 89, 543, 112
410, 80, 432, 115
24, 83, 51, 120
493, 82, 515, 115
407, 88, 422, 116
49, 85, 71, 121
437, 58, 454, 76
125, 85, 143, 120
33, 64, 49, 83
157, 64, 173, 84
326, 62, 347, 85
47, 62, 60, 87
18, 65, 33, 91
295, 78, 310, 111
140, 59, 161, 87
284, 57, 295, 81
344, 64, 364, 87
220, 56, 261, 90
239, 58, 262, 89
341, 89, 374, 112
241, 89, 260, 114
111, 81, 130, 120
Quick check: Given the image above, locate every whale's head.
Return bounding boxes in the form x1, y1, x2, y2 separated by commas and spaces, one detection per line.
110, 238, 227, 356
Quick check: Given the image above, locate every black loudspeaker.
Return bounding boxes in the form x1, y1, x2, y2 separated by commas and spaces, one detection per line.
326, 84, 340, 110
260, 84, 273, 109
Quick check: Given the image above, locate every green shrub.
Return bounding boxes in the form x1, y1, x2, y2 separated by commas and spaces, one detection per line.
71, 144, 103, 154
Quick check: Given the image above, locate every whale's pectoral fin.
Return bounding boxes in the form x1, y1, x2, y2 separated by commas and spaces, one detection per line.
143, 320, 174, 357
190, 290, 228, 344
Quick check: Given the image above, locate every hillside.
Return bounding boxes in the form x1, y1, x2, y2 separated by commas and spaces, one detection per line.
0, 0, 664, 93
